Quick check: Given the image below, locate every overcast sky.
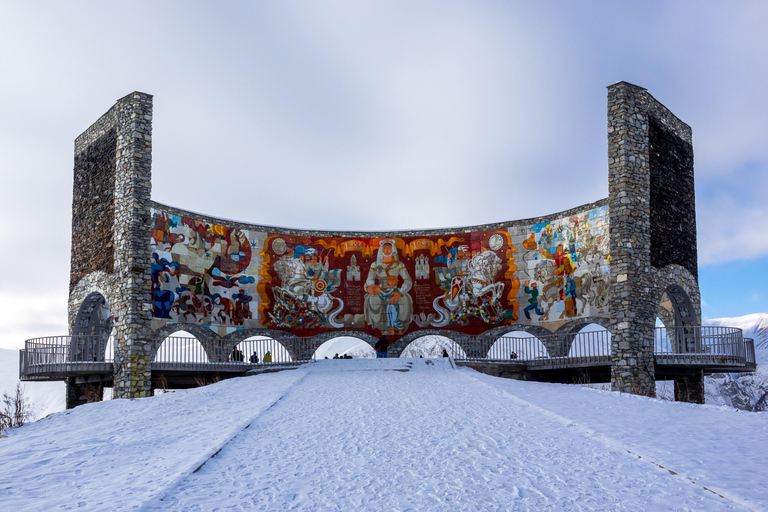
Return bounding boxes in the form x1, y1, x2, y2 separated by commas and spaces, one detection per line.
1, 1, 766, 349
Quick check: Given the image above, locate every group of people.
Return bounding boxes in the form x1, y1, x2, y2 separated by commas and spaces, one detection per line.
230, 348, 272, 363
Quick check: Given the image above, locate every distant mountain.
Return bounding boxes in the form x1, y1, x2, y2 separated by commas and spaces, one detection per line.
706, 313, 768, 357
341, 342, 375, 359
704, 313, 768, 411
400, 335, 461, 358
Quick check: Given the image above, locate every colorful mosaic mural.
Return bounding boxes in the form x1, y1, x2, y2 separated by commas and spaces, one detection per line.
149, 205, 609, 337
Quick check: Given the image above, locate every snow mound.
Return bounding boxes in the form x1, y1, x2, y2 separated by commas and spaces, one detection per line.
308, 357, 454, 373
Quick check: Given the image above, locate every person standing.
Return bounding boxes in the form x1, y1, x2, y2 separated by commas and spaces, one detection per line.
375, 335, 389, 358
364, 240, 413, 334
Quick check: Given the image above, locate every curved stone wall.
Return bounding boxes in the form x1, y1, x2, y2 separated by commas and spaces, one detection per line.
148, 198, 609, 341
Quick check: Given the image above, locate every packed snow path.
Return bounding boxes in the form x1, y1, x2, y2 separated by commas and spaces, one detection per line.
159, 360, 750, 511
1, 359, 766, 511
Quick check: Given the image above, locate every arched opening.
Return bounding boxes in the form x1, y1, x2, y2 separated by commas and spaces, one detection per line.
103, 327, 117, 362
654, 316, 673, 353
659, 285, 700, 353
71, 292, 112, 361
400, 335, 466, 358
235, 336, 293, 364
652, 317, 675, 399
567, 324, 611, 358
153, 330, 209, 364
314, 336, 375, 360
488, 331, 549, 361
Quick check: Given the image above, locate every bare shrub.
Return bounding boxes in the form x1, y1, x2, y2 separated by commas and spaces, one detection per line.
81, 383, 104, 404
155, 374, 170, 395
573, 371, 592, 385
0, 383, 34, 430
193, 374, 221, 388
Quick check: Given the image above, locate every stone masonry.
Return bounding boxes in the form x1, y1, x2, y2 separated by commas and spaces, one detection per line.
69, 92, 154, 401
607, 81, 699, 397
65, 84, 703, 403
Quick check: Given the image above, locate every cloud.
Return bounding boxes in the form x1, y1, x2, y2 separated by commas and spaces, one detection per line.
0, 290, 69, 350
0, 1, 767, 345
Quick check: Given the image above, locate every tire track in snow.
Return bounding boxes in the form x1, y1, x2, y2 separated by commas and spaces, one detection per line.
136, 368, 313, 511
459, 369, 753, 511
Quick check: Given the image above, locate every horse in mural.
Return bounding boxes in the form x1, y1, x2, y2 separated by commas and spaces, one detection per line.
270, 256, 345, 328
415, 250, 506, 327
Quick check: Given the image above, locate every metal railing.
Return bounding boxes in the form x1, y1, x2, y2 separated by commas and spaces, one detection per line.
654, 326, 756, 368
20, 325, 757, 380
20, 336, 114, 379
20, 335, 312, 379
462, 329, 612, 369
449, 326, 755, 370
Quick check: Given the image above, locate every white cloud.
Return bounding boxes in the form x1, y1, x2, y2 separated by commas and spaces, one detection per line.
0, 1, 766, 345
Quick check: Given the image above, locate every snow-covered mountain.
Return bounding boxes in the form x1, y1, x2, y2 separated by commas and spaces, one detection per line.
703, 313, 768, 411
400, 335, 464, 358
706, 313, 768, 354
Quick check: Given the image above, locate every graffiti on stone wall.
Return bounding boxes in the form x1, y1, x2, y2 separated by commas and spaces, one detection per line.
150, 205, 610, 337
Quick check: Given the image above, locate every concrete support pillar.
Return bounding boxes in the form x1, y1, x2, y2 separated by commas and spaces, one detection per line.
674, 369, 705, 404
607, 82, 656, 397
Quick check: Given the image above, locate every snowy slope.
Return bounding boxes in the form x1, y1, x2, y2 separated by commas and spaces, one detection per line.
0, 348, 64, 419
1, 359, 767, 511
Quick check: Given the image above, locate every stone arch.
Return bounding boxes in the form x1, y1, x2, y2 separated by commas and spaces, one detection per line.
68, 271, 116, 335
224, 328, 307, 361
70, 291, 113, 362
150, 323, 221, 362
654, 264, 702, 353
486, 330, 550, 361
151, 329, 209, 364
654, 264, 702, 327
552, 317, 611, 358
392, 329, 473, 358
567, 323, 611, 358
398, 332, 468, 358
481, 324, 553, 340
235, 336, 295, 363
554, 317, 612, 335
313, 334, 377, 359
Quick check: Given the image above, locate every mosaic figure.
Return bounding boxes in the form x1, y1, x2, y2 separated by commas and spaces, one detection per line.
269, 244, 344, 328
364, 240, 413, 335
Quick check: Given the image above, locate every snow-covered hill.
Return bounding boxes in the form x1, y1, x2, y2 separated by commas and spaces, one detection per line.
1, 359, 767, 510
